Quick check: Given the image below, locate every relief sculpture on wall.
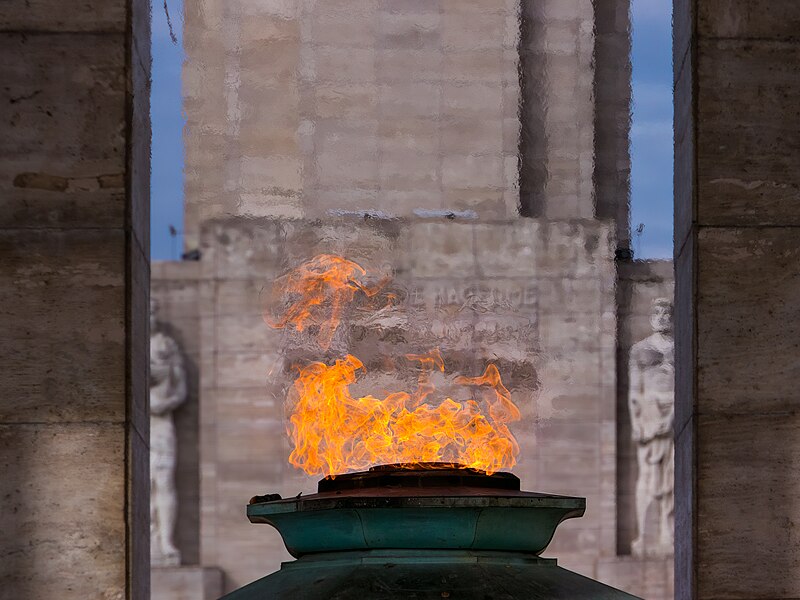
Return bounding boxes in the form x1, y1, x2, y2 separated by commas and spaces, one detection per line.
150, 298, 187, 566
628, 298, 675, 557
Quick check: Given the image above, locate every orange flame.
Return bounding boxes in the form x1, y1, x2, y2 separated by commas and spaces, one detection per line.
268, 255, 522, 477
265, 254, 386, 350
287, 350, 520, 477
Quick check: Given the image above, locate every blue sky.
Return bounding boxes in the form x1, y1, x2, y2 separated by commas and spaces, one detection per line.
150, 0, 673, 260
629, 0, 674, 259
151, 0, 185, 261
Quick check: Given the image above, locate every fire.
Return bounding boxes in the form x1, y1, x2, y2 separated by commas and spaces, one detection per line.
288, 351, 520, 476
267, 255, 523, 477
264, 254, 386, 350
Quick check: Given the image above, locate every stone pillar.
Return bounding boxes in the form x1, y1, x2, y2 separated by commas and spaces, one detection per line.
519, 0, 596, 219
183, 0, 226, 251
0, 0, 150, 597
594, 0, 631, 250
674, 1, 800, 599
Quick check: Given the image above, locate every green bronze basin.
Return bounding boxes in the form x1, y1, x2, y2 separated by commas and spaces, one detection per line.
248, 488, 585, 557
223, 466, 641, 599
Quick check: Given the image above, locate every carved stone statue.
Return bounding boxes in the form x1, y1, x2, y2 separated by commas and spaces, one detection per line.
628, 297, 674, 557
150, 298, 187, 566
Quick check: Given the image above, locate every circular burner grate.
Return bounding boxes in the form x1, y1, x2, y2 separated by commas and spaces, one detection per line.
317, 462, 520, 493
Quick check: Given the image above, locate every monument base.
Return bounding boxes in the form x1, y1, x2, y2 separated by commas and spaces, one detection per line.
152, 566, 224, 600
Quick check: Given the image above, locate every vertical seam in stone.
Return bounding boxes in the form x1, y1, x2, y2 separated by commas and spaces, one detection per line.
516, 0, 531, 216
690, 0, 699, 595
591, 0, 600, 223
582, 1, 597, 221
614, 259, 630, 555
210, 277, 221, 567
601, 255, 618, 556
375, 1, 383, 211
438, 0, 445, 211
124, 0, 134, 597
222, 2, 243, 218
299, 0, 311, 215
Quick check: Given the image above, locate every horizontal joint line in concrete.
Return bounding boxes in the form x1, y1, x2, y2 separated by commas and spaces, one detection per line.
0, 420, 127, 426
695, 409, 799, 418
0, 29, 124, 36
617, 277, 673, 284
0, 226, 131, 233
695, 223, 800, 229
202, 276, 605, 283
701, 35, 800, 45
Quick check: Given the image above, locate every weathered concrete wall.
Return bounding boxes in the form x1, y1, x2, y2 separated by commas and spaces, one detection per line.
182, 0, 629, 250
674, 1, 800, 598
0, 0, 151, 598
192, 217, 620, 592
183, 0, 522, 250
518, 0, 597, 220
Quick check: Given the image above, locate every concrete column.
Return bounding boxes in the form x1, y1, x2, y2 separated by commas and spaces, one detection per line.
519, 0, 596, 219
674, 1, 800, 598
594, 0, 631, 250
183, 0, 226, 251
0, 0, 150, 598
